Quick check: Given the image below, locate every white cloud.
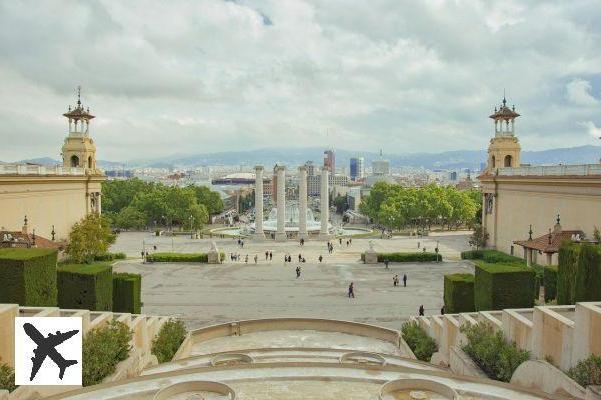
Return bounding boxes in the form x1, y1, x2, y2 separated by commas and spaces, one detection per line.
578, 121, 601, 139
0, 0, 600, 161
566, 79, 599, 106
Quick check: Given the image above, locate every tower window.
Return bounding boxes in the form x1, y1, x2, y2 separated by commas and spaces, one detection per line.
70, 155, 79, 167
504, 155, 512, 167
491, 155, 496, 168
88, 156, 93, 168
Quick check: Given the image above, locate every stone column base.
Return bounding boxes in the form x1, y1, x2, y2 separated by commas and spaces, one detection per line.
275, 232, 287, 242
252, 232, 266, 241
207, 251, 221, 264
364, 250, 378, 264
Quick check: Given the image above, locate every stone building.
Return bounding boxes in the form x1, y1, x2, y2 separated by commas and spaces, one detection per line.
480, 97, 601, 264
0, 90, 105, 241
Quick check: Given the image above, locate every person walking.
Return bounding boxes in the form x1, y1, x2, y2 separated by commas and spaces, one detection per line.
393, 275, 397, 287
419, 305, 425, 316
245, 255, 248, 263
440, 306, 445, 315
265, 251, 269, 261
348, 282, 355, 298
384, 259, 389, 269
296, 266, 301, 278
403, 274, 407, 287
254, 254, 258, 264
318, 255, 323, 263
298, 253, 302, 262
269, 251, 273, 261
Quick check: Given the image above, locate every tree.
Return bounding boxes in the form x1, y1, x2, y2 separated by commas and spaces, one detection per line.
469, 224, 489, 250
115, 206, 147, 230
66, 214, 116, 263
188, 185, 224, 216
333, 194, 349, 214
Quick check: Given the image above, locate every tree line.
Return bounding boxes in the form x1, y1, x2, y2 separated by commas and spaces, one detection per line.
359, 182, 481, 231
102, 178, 224, 230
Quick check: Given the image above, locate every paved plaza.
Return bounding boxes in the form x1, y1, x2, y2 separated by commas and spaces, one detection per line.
111, 231, 474, 330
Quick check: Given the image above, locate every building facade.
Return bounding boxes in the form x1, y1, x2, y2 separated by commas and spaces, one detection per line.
349, 157, 364, 181
323, 149, 335, 173
0, 90, 105, 241
372, 159, 390, 175
480, 97, 601, 264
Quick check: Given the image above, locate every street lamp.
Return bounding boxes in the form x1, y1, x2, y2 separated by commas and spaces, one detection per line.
189, 215, 195, 239
435, 240, 440, 262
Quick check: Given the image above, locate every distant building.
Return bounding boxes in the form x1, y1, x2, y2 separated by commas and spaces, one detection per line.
372, 159, 390, 175
350, 157, 364, 181
323, 149, 335, 173
105, 169, 134, 178
305, 161, 315, 176
449, 171, 458, 181
347, 187, 362, 211
307, 172, 349, 197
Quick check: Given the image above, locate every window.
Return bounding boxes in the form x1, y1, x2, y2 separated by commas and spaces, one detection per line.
491, 155, 496, 168
70, 155, 79, 167
88, 156, 93, 168
504, 155, 512, 167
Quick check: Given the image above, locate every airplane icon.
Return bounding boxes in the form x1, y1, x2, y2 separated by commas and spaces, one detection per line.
23, 323, 79, 381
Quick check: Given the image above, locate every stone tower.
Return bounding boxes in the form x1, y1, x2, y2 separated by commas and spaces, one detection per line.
61, 87, 98, 173
486, 96, 521, 171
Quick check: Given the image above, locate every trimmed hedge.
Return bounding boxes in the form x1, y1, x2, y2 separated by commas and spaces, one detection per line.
474, 261, 535, 311
558, 243, 601, 304
444, 273, 475, 313
147, 252, 226, 263
113, 273, 141, 314
377, 252, 442, 262
401, 321, 438, 362
152, 320, 187, 363
533, 264, 558, 302
94, 252, 126, 261
0, 248, 58, 306
83, 320, 131, 386
461, 249, 525, 265
57, 263, 113, 311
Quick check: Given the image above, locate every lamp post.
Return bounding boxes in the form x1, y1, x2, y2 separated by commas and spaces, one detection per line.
435, 240, 440, 262
189, 215, 195, 239
51, 225, 55, 241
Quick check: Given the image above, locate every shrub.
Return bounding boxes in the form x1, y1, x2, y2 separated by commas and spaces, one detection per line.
0, 363, 17, 392
82, 320, 132, 386
461, 249, 524, 265
474, 261, 535, 311
558, 243, 601, 304
0, 248, 57, 306
444, 273, 475, 313
377, 252, 442, 262
401, 321, 438, 362
113, 273, 141, 314
66, 213, 116, 263
94, 252, 127, 261
538, 265, 558, 302
461, 321, 530, 382
152, 320, 187, 363
568, 355, 601, 387
57, 263, 113, 311
461, 250, 484, 260
147, 252, 208, 262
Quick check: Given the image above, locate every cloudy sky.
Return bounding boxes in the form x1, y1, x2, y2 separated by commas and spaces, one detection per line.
1, 0, 601, 162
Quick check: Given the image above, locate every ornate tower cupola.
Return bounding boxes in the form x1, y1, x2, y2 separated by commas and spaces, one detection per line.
61, 86, 98, 173
486, 95, 521, 171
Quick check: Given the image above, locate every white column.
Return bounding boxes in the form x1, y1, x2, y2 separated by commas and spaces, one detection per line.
319, 168, 331, 239
275, 165, 287, 241
253, 165, 265, 240
298, 166, 308, 240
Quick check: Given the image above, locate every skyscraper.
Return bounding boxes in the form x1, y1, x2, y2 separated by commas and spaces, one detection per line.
323, 149, 335, 173
350, 157, 364, 181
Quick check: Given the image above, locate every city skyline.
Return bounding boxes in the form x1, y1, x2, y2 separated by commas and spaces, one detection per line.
1, 1, 601, 161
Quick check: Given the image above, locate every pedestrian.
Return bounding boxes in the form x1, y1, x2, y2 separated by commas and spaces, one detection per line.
393, 275, 398, 287
265, 251, 269, 260
349, 238, 352, 245
296, 266, 301, 278
384, 259, 389, 269
141, 251, 145, 262
153, 245, 157, 250
348, 282, 355, 298
440, 306, 445, 315
298, 254, 302, 262
254, 254, 258, 264
302, 257, 306, 263
318, 255, 323, 263
403, 274, 407, 287
346, 240, 349, 247
419, 305, 425, 316
269, 251, 273, 261
241, 241, 244, 248
245, 255, 248, 263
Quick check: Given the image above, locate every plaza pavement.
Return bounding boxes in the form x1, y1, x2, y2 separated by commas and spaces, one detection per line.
110, 231, 474, 330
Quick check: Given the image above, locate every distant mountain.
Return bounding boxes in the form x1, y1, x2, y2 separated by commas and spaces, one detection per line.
138, 145, 601, 170
0, 157, 125, 170
3, 145, 599, 171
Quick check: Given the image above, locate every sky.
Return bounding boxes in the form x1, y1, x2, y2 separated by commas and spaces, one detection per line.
1, 0, 601, 162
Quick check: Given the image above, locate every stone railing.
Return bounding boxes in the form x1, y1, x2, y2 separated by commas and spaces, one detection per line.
0, 164, 92, 176
497, 164, 601, 177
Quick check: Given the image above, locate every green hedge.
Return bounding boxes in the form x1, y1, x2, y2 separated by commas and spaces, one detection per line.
113, 273, 141, 314
474, 261, 535, 311
377, 252, 442, 262
94, 252, 126, 261
558, 243, 601, 304
461, 249, 525, 265
444, 273, 475, 313
401, 321, 438, 362
0, 248, 58, 306
83, 320, 131, 386
147, 252, 225, 262
152, 320, 187, 363
57, 263, 113, 311
533, 264, 558, 302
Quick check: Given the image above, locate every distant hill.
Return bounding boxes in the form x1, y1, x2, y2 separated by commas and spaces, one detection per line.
0, 157, 125, 170
3, 145, 600, 171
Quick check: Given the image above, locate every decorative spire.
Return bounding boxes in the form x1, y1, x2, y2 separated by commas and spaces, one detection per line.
24, 215, 28, 225
556, 213, 561, 225
51, 225, 55, 241
503, 89, 506, 106
77, 85, 82, 107
528, 224, 533, 240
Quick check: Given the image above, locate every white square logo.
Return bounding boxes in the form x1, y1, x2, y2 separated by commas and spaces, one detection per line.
15, 317, 82, 386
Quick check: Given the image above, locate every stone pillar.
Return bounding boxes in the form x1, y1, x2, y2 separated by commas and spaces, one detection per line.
298, 166, 308, 240
275, 165, 287, 241
253, 166, 265, 240
319, 168, 331, 239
